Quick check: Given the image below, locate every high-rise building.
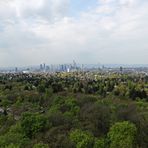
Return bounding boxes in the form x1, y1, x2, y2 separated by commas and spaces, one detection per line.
40, 64, 43, 71
15, 67, 18, 73
43, 63, 46, 70
120, 66, 123, 73
73, 60, 77, 69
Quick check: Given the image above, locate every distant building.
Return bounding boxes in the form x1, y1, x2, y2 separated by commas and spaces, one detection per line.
22, 71, 29, 74
46, 66, 50, 71
67, 68, 70, 72
40, 64, 43, 71
120, 66, 123, 73
15, 67, 18, 73
43, 63, 46, 70
40, 63, 46, 72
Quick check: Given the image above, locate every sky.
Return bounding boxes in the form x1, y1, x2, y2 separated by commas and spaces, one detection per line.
0, 0, 148, 67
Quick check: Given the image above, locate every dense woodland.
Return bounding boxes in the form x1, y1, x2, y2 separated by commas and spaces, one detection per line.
0, 72, 148, 148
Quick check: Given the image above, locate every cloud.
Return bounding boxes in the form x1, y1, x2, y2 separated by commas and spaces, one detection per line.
0, 0, 148, 66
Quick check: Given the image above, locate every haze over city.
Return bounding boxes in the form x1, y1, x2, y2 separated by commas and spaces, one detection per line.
0, 0, 148, 67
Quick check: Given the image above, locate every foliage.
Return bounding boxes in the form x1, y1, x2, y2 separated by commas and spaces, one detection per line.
107, 121, 137, 148
0, 73, 147, 147
5, 144, 20, 148
93, 138, 105, 148
33, 143, 49, 148
21, 112, 47, 138
70, 129, 94, 148
0, 123, 30, 147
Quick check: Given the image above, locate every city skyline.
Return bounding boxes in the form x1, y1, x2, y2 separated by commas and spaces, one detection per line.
0, 0, 148, 67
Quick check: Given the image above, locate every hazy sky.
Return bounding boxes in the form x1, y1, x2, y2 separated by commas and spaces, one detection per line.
0, 0, 148, 67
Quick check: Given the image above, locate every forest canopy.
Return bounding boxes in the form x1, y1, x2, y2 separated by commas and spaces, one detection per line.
0, 72, 148, 148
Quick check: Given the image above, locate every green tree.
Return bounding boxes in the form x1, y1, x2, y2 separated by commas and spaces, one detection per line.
107, 121, 137, 148
93, 138, 105, 148
33, 143, 48, 148
5, 144, 19, 148
69, 129, 94, 148
21, 112, 47, 138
